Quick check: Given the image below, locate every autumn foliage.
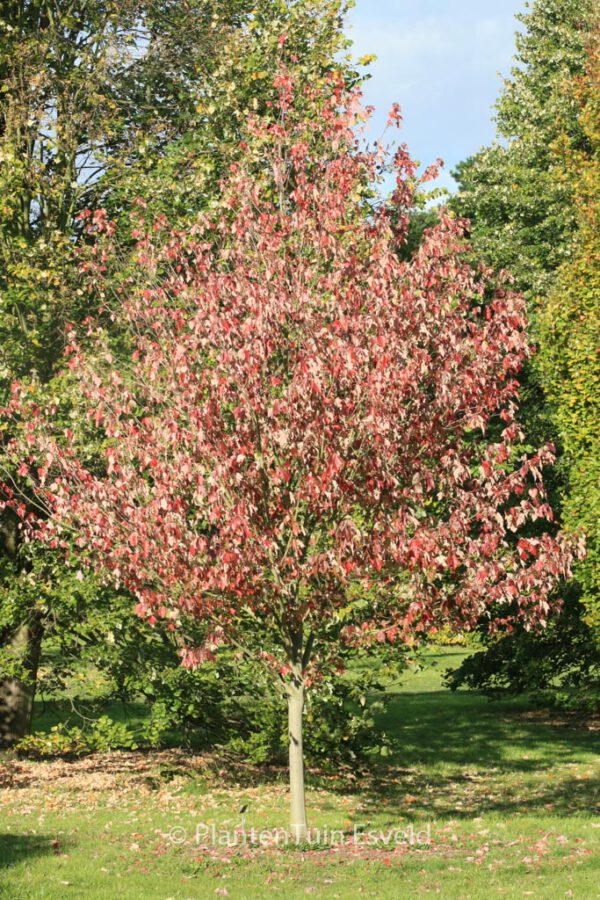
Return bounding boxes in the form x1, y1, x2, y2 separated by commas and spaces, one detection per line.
4, 71, 577, 665
1, 69, 578, 833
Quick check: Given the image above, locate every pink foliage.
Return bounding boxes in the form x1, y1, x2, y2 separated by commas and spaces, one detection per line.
1, 72, 579, 672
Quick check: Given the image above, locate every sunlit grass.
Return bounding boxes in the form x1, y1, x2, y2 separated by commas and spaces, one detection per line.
1, 648, 598, 898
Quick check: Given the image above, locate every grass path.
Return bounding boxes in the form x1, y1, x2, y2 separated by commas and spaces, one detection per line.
1, 648, 598, 898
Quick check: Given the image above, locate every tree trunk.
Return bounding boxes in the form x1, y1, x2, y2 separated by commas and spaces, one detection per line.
0, 614, 44, 749
0, 509, 45, 749
287, 661, 308, 842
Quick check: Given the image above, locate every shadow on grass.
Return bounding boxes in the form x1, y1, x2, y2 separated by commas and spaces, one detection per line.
328, 686, 600, 821
376, 689, 599, 772
0, 833, 56, 869
19, 651, 600, 825
171, 686, 600, 822
355, 766, 600, 822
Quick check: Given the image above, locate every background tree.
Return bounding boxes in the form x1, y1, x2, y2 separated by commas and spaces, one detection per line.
3, 74, 576, 836
450, 0, 593, 302
110, 0, 357, 226
537, 30, 600, 638
0, 0, 356, 746
449, 0, 599, 700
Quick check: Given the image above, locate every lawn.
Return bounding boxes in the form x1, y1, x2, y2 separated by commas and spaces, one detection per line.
1, 648, 598, 898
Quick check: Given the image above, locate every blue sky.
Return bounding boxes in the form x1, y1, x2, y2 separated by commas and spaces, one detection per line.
347, 0, 526, 192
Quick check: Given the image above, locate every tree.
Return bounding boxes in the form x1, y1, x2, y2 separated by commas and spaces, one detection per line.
110, 0, 357, 227
448, 0, 594, 470
0, 0, 234, 745
538, 29, 600, 637
448, 0, 599, 696
0, 0, 355, 746
0, 0, 239, 385
2, 73, 576, 837
450, 0, 594, 302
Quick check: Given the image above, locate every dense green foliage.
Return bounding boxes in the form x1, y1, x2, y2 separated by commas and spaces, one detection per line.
0, 0, 360, 746
1, 0, 598, 750
0, 0, 240, 384
449, 0, 599, 700
538, 39, 600, 635
446, 597, 600, 713
450, 0, 593, 301
18, 640, 397, 766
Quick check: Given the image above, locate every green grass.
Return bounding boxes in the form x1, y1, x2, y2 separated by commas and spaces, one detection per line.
1, 648, 599, 898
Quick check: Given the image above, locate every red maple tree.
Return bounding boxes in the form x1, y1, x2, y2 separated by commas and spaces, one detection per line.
2, 71, 577, 838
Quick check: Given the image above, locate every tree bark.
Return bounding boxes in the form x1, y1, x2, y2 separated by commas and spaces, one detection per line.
0, 614, 44, 749
0, 508, 44, 748
287, 661, 308, 842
